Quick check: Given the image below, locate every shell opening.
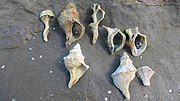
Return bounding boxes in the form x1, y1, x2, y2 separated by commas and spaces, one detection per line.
97, 10, 103, 21
135, 35, 145, 49
113, 33, 123, 49
72, 22, 82, 38
95, 4, 99, 10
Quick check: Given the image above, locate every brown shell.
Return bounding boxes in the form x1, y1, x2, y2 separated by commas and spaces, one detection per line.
125, 27, 147, 56
58, 3, 85, 47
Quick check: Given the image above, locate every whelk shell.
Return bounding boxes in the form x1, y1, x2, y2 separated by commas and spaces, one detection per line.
63, 43, 89, 89
58, 3, 85, 47
89, 4, 105, 44
111, 52, 137, 100
103, 25, 126, 55
125, 27, 147, 56
39, 10, 54, 42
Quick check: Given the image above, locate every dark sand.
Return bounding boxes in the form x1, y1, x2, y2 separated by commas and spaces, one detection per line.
0, 0, 179, 101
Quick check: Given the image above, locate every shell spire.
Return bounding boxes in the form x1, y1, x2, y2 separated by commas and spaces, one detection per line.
63, 43, 89, 89
111, 52, 137, 100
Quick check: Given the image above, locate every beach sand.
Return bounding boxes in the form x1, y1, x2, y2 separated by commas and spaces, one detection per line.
0, 0, 179, 101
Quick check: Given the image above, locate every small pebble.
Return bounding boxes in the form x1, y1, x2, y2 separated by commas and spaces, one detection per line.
140, 56, 143, 59
40, 97, 42, 99
169, 89, 173, 93
49, 94, 53, 97
33, 37, 35, 39
53, 28, 55, 30
12, 99, 16, 101
144, 94, 148, 99
107, 90, 112, 94
50, 71, 53, 73
59, 61, 61, 63
12, 59, 16, 63
39, 55, 43, 58
104, 97, 108, 101
31, 57, 35, 61
1, 65, 5, 69
29, 48, 32, 51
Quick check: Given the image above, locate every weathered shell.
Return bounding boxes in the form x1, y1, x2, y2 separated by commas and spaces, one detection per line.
58, 3, 85, 47
39, 10, 54, 42
89, 4, 105, 44
111, 52, 137, 100
137, 66, 155, 86
63, 43, 89, 89
39, 10, 54, 18
125, 27, 147, 56
103, 25, 126, 55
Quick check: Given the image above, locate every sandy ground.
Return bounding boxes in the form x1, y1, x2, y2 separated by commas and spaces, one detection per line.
0, 0, 180, 101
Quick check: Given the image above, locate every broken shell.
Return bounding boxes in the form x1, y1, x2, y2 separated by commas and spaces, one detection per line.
58, 3, 85, 47
137, 66, 155, 86
63, 43, 89, 89
102, 25, 126, 55
111, 52, 137, 100
39, 10, 54, 42
89, 4, 105, 44
125, 27, 147, 56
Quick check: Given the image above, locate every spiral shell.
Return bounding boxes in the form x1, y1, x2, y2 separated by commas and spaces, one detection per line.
58, 3, 85, 47
125, 27, 147, 56
63, 43, 89, 88
111, 52, 137, 100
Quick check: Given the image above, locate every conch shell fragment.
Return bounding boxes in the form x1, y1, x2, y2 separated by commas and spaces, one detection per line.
111, 52, 137, 100
63, 43, 89, 89
125, 27, 147, 56
39, 10, 54, 42
58, 3, 85, 47
89, 4, 105, 44
137, 66, 155, 86
103, 25, 126, 55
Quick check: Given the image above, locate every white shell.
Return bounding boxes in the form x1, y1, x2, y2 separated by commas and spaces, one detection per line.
125, 27, 147, 56
63, 43, 89, 89
137, 66, 155, 86
111, 52, 137, 100
102, 25, 126, 55
89, 4, 105, 44
39, 10, 54, 42
39, 10, 54, 18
